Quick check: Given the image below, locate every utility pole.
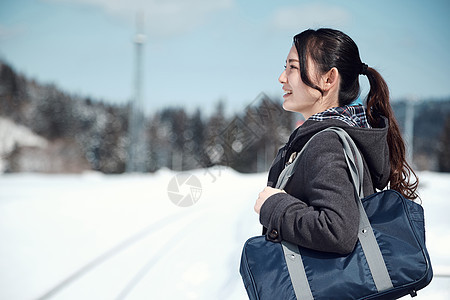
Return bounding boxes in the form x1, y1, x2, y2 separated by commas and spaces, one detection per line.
404, 96, 416, 166
127, 13, 147, 172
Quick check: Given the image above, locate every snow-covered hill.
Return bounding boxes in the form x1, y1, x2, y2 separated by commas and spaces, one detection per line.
0, 168, 448, 299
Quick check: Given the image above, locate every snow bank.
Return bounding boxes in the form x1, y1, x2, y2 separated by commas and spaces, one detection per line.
0, 168, 448, 299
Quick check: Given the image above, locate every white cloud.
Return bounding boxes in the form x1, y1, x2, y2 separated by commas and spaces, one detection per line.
271, 3, 351, 31
45, 0, 235, 37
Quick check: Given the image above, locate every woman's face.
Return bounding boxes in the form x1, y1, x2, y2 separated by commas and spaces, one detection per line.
278, 45, 323, 118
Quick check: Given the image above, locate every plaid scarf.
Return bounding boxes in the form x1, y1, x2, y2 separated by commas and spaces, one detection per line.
309, 104, 371, 128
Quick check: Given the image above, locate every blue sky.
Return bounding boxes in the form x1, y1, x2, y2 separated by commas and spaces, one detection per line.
1, 0, 449, 115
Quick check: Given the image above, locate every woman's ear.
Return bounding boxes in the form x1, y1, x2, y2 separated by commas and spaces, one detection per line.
322, 67, 339, 92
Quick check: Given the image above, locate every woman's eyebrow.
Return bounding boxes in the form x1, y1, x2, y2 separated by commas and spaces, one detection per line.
288, 59, 299, 63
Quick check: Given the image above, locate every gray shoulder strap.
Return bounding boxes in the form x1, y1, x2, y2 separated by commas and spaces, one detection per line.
275, 129, 330, 190
326, 127, 393, 292
280, 127, 393, 299
282, 241, 314, 300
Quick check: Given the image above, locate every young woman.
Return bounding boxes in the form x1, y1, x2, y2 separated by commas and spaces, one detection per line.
253, 28, 418, 254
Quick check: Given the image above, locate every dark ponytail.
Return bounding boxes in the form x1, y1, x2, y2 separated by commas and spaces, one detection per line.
365, 67, 419, 200
294, 28, 419, 200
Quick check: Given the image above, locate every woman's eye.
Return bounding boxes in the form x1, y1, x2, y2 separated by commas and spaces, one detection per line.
284, 65, 298, 70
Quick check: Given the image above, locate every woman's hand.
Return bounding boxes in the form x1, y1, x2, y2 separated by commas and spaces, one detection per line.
254, 187, 286, 214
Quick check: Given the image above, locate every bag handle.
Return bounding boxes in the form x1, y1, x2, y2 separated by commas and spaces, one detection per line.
279, 127, 393, 300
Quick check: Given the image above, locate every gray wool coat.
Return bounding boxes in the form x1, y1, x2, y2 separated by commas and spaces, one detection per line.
260, 117, 390, 255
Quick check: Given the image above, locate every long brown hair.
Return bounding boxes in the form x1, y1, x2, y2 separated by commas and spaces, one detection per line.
365, 67, 419, 200
293, 28, 419, 200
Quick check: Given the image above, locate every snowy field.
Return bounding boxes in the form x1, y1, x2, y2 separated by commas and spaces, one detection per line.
0, 168, 449, 300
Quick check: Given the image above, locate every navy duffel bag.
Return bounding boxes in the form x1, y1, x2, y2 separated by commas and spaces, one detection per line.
239, 128, 433, 300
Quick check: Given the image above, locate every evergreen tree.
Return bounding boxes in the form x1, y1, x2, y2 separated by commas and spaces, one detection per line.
204, 101, 228, 167
438, 115, 450, 172
185, 109, 207, 169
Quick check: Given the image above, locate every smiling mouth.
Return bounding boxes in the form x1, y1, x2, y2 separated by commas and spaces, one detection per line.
283, 90, 292, 97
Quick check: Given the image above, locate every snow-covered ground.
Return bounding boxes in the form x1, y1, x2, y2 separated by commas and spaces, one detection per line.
0, 168, 449, 300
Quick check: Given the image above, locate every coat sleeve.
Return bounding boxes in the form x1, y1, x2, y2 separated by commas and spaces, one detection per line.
259, 131, 360, 255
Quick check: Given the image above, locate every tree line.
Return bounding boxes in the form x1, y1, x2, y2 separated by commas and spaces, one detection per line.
0, 61, 449, 173
0, 61, 294, 173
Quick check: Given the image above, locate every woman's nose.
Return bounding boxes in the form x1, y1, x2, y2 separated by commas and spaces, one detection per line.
278, 70, 287, 84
